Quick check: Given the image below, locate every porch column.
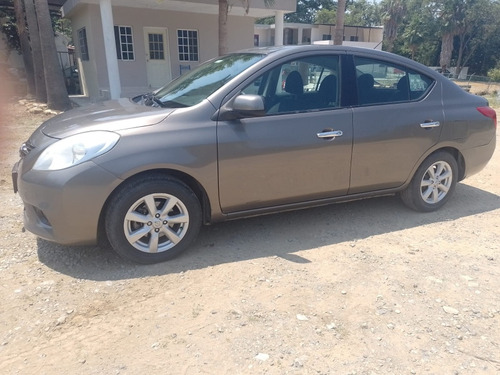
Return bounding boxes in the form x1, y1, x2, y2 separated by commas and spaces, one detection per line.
274, 10, 284, 46
99, 0, 121, 99
297, 27, 303, 45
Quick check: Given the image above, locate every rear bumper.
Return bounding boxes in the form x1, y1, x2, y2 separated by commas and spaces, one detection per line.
461, 135, 496, 179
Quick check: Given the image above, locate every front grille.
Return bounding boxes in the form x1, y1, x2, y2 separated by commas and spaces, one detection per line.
19, 141, 35, 158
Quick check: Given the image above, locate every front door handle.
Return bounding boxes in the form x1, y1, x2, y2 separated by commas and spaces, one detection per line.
317, 130, 343, 139
420, 121, 440, 129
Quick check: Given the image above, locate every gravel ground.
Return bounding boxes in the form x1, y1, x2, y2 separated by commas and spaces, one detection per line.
0, 100, 499, 375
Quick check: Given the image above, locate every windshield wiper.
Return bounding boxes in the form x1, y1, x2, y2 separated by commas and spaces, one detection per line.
138, 92, 166, 108
150, 95, 166, 108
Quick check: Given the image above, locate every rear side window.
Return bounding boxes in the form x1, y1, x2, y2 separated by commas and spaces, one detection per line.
354, 56, 434, 106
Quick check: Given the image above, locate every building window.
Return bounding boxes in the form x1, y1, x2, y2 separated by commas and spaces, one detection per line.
78, 27, 89, 61
114, 26, 134, 60
350, 36, 359, 42
148, 33, 165, 60
322, 34, 332, 41
177, 29, 199, 61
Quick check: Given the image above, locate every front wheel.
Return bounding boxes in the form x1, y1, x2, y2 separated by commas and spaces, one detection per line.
400, 152, 458, 212
105, 176, 202, 264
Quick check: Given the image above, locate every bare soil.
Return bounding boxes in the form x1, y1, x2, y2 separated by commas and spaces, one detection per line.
0, 99, 499, 375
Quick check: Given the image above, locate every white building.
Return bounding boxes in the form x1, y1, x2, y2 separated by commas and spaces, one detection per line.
254, 23, 384, 50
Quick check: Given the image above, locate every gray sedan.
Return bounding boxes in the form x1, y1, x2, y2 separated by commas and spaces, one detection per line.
13, 45, 497, 264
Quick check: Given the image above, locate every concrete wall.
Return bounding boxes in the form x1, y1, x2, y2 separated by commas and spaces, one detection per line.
70, 4, 101, 99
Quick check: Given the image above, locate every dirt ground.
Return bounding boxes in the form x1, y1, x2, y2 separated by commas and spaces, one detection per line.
0, 95, 499, 375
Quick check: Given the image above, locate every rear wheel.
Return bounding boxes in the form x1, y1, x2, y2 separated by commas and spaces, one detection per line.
400, 152, 458, 212
105, 176, 201, 264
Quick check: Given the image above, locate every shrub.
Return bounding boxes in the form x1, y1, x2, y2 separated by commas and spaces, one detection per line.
488, 67, 500, 82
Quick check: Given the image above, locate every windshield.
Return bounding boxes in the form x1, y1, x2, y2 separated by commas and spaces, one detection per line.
153, 53, 265, 108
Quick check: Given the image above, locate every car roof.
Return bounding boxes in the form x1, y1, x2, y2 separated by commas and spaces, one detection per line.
236, 45, 391, 57
235, 45, 443, 80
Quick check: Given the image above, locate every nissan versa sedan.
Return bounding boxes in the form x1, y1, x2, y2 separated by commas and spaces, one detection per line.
13, 45, 497, 264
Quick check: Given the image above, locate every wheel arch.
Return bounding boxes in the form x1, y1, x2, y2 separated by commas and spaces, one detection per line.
406, 146, 466, 189
428, 147, 466, 182
97, 169, 212, 245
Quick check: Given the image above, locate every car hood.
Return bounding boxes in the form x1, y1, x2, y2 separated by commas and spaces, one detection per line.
39, 98, 175, 138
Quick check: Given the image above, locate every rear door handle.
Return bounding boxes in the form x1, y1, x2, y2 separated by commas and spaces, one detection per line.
317, 130, 343, 139
420, 121, 440, 129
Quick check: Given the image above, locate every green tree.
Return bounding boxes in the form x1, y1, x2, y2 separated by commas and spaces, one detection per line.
286, 0, 334, 23
453, 0, 498, 77
380, 0, 406, 52
315, 1, 381, 27
344, 0, 380, 26
400, 0, 437, 61
315, 8, 336, 24
434, 0, 466, 73
465, 0, 500, 74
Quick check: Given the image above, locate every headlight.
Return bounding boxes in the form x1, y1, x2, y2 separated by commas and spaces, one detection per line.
33, 131, 120, 171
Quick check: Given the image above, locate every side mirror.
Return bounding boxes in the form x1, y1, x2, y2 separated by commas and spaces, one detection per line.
217, 94, 265, 121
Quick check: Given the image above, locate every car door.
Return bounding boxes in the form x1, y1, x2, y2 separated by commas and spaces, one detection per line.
349, 55, 444, 194
217, 54, 353, 213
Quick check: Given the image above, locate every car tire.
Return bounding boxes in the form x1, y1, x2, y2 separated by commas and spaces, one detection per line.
105, 175, 202, 264
400, 151, 458, 212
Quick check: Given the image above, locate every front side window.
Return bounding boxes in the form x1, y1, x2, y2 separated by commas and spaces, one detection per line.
355, 56, 434, 106
178, 29, 199, 61
78, 28, 89, 61
114, 26, 134, 60
242, 55, 340, 115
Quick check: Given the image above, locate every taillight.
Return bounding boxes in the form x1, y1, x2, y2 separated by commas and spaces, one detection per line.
477, 106, 497, 129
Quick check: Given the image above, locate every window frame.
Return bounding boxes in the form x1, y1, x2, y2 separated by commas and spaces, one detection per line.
114, 25, 135, 61
147, 32, 165, 61
177, 29, 199, 62
77, 27, 89, 61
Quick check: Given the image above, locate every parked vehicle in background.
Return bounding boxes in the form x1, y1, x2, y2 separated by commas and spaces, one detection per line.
13, 46, 497, 264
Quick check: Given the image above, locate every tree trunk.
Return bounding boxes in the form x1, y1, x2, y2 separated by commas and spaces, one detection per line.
410, 45, 417, 60
384, 19, 397, 52
24, 0, 46, 103
439, 32, 454, 73
34, 0, 72, 110
13, 0, 35, 97
454, 33, 466, 79
218, 0, 229, 56
334, 0, 346, 45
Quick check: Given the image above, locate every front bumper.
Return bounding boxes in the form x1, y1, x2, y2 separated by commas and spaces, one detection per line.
14, 159, 122, 245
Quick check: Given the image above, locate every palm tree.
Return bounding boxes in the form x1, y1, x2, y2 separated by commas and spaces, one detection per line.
34, 0, 72, 110
334, 0, 346, 45
381, 0, 406, 52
